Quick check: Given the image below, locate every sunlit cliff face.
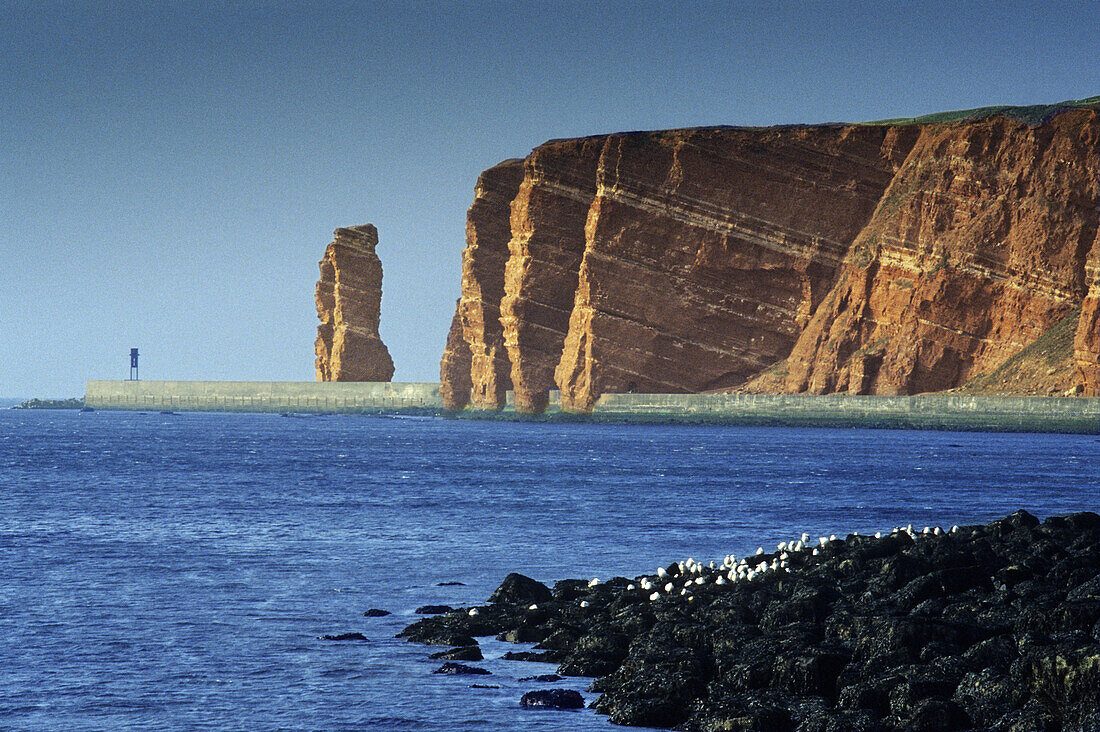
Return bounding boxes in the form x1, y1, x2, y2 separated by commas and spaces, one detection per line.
440, 107, 1100, 411
315, 225, 395, 383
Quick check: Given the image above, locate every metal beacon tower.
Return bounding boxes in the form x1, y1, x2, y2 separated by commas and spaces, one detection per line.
130, 348, 139, 381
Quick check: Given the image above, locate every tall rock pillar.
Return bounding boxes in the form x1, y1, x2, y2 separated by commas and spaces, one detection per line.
315, 224, 395, 382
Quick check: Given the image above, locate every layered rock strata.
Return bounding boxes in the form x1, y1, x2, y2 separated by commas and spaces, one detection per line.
315, 224, 394, 382
441, 101, 1100, 410
555, 126, 918, 409
440, 160, 524, 410
783, 109, 1100, 396
501, 139, 604, 413
1075, 225, 1100, 395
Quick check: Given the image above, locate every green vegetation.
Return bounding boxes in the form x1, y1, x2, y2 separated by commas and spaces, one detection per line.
961, 308, 1080, 393
930, 249, 951, 274
865, 95, 1100, 127
849, 240, 878, 268
15, 397, 85, 410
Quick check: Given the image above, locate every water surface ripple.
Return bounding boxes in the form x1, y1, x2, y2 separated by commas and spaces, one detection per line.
1, 410, 1097, 729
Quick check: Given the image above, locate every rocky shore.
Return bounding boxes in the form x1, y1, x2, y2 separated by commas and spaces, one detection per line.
400, 511, 1100, 730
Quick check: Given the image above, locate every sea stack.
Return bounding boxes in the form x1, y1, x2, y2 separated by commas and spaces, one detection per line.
315, 224, 395, 382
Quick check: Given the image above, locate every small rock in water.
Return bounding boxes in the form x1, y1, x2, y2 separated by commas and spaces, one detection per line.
502, 650, 565, 663
433, 662, 491, 676
470, 684, 499, 689
437, 581, 466, 586
362, 608, 391, 617
319, 632, 366, 642
415, 604, 454, 614
519, 674, 563, 682
430, 645, 483, 662
397, 624, 477, 646
519, 689, 584, 709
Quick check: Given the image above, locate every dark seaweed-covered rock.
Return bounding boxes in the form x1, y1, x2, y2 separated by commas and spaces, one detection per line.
519, 688, 585, 709
398, 621, 477, 647
415, 604, 454, 614
319, 632, 366, 641
363, 608, 391, 617
520, 673, 564, 682
430, 645, 483, 662
502, 650, 565, 663
433, 662, 490, 675
489, 573, 552, 605
400, 510, 1100, 729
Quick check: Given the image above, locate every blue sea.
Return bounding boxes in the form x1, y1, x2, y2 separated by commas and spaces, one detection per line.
2, 409, 1098, 730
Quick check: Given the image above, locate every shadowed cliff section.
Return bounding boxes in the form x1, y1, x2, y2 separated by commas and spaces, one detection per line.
315, 224, 395, 382
440, 98, 1100, 411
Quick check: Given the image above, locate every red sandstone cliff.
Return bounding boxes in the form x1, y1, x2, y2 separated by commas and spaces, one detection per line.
782, 109, 1100, 396
440, 100, 1100, 411
1075, 223, 1100, 396
441, 160, 524, 410
315, 224, 395, 382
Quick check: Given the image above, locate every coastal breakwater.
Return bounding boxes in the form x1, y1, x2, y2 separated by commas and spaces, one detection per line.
84, 381, 442, 413
83, 381, 1100, 432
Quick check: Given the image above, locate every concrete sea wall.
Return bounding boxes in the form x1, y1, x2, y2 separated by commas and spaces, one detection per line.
84, 381, 1100, 432
85, 380, 443, 413
589, 392, 1100, 432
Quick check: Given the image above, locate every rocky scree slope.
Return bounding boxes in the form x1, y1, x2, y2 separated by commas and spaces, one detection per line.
440, 98, 1100, 412
401, 510, 1100, 730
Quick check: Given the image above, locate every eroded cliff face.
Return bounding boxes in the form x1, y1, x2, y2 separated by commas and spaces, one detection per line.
440, 105, 1100, 410
555, 126, 918, 410
315, 224, 395, 382
440, 160, 524, 410
501, 139, 605, 413
784, 109, 1100, 395
1075, 225, 1100, 396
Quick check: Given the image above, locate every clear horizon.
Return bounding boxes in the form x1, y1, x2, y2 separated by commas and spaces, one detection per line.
3, 0, 1098, 398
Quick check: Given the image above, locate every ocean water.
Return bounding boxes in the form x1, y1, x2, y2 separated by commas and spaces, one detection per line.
2, 409, 1098, 731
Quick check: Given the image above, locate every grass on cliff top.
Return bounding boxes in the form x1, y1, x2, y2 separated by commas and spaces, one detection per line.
865, 95, 1100, 127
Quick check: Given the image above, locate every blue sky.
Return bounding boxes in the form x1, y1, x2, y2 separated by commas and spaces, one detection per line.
2, 0, 1097, 397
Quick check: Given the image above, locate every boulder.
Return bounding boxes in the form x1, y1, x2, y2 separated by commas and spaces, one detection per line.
519, 689, 585, 709
489, 573, 552, 605
433, 662, 490, 676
